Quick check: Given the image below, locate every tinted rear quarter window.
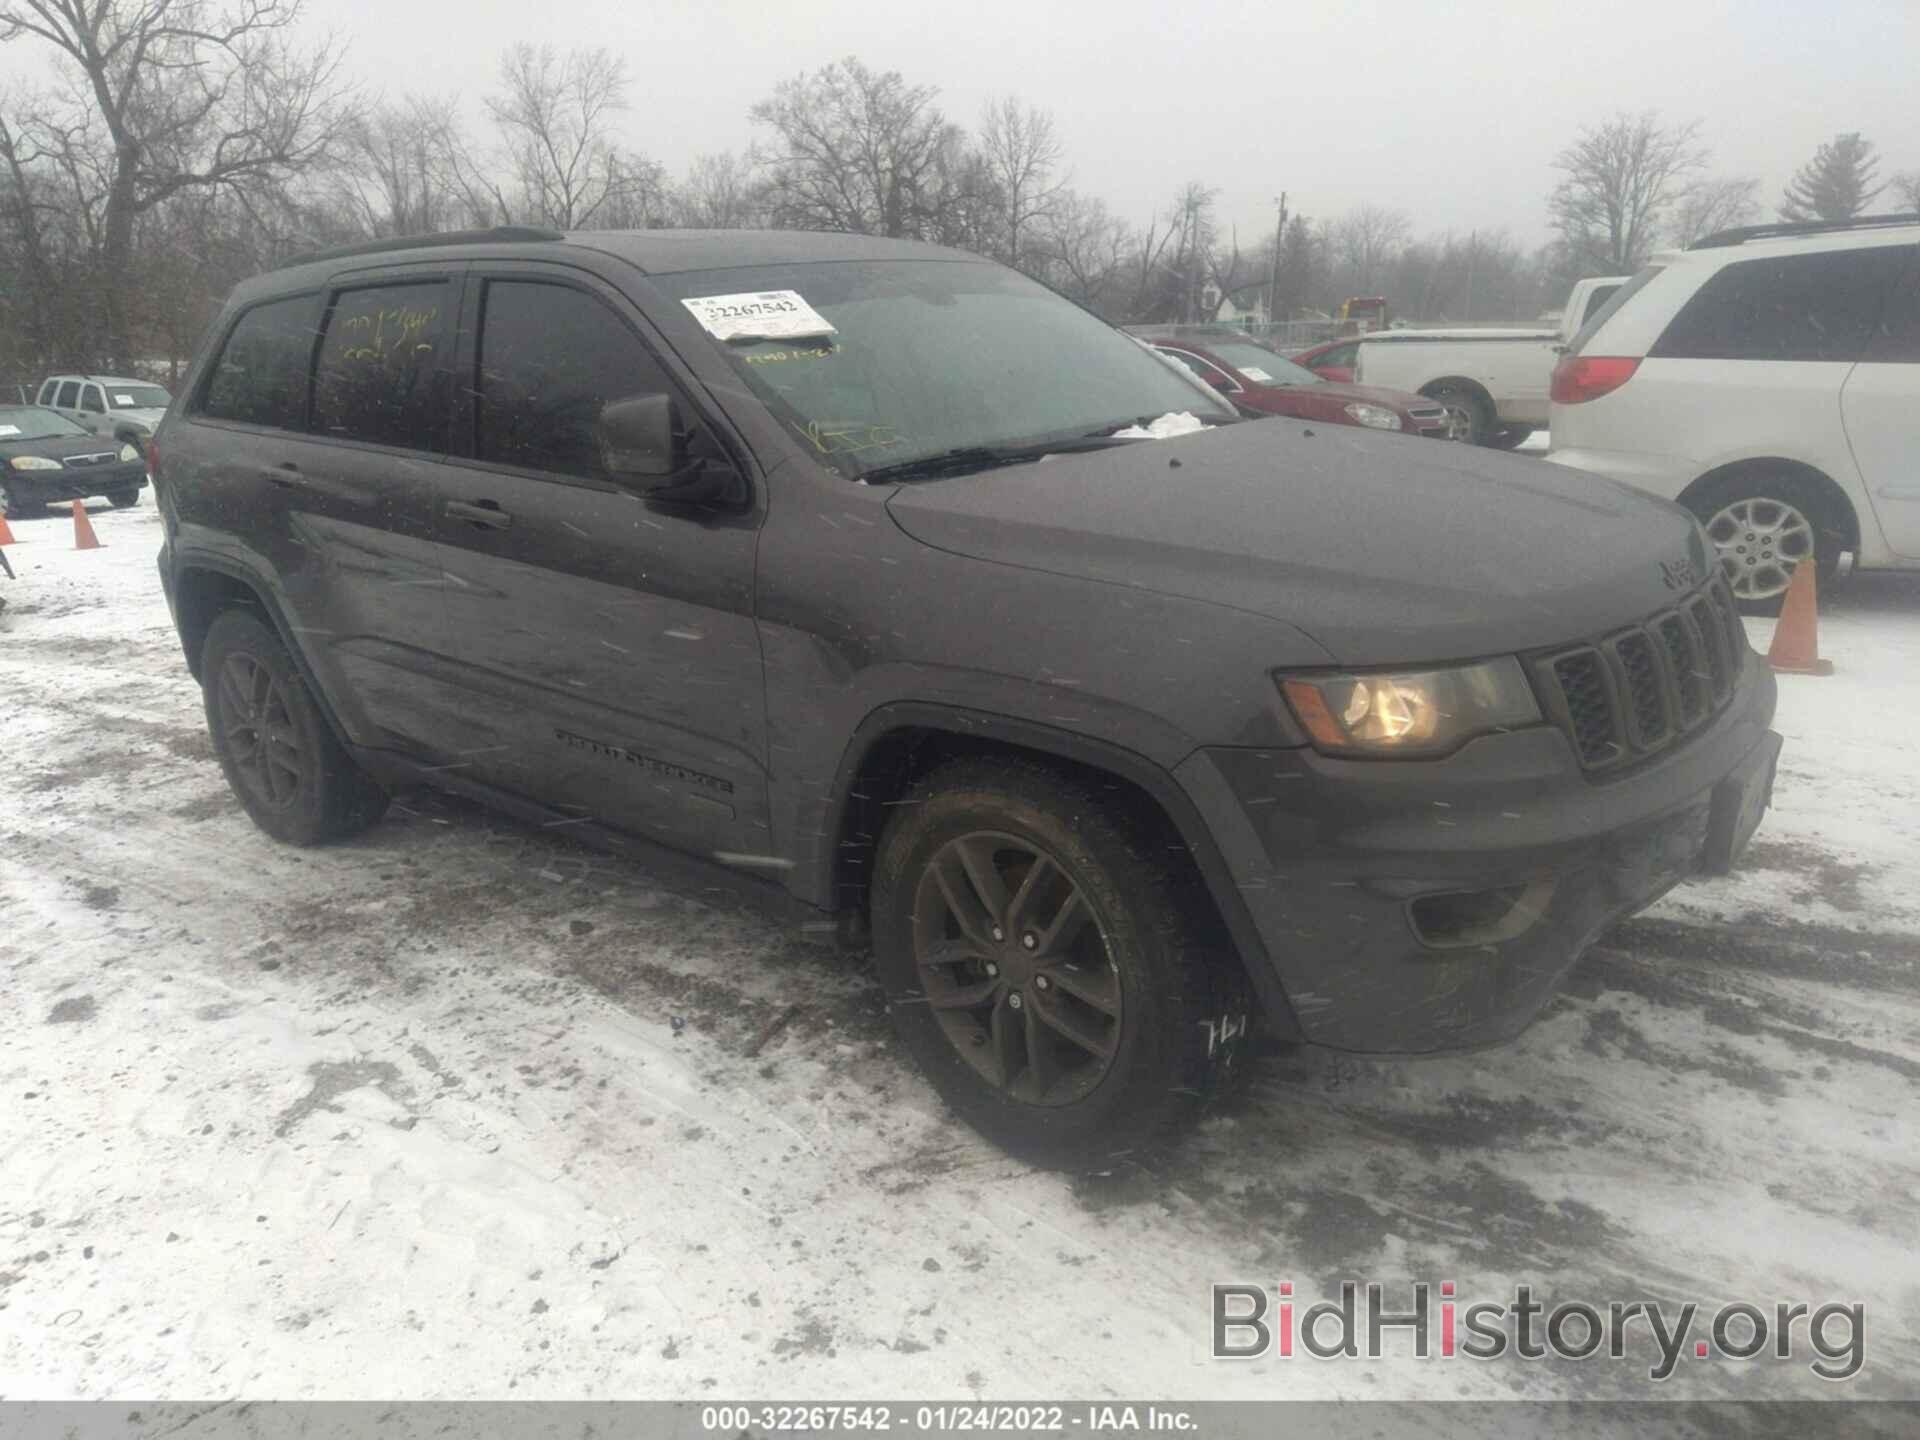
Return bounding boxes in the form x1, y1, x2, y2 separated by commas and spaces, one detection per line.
311, 282, 453, 450
1650, 245, 1908, 362
201, 295, 322, 430
1566, 265, 1662, 355
1862, 250, 1920, 362
474, 280, 677, 480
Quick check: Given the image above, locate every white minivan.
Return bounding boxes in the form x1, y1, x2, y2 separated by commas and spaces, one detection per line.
1547, 216, 1919, 613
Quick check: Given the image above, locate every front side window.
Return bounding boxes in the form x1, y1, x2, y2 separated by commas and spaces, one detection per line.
55, 381, 79, 409
651, 260, 1235, 479
80, 385, 105, 413
201, 295, 321, 430
311, 282, 452, 450
474, 280, 680, 481
1650, 245, 1908, 362
35, 380, 55, 405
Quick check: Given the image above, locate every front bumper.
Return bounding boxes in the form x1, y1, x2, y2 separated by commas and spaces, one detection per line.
1178, 658, 1779, 1052
8, 460, 148, 503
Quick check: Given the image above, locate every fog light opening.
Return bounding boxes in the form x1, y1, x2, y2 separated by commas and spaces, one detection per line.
1409, 877, 1556, 949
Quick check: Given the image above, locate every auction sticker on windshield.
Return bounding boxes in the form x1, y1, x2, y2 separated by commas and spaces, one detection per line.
683, 290, 837, 342
114, 393, 136, 405
1240, 366, 1275, 383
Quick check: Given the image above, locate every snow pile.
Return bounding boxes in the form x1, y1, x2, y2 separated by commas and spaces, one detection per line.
1110, 411, 1208, 440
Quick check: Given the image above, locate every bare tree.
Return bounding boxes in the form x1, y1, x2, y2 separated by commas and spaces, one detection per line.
1779, 132, 1884, 222
1031, 189, 1131, 317
1549, 112, 1705, 272
978, 95, 1063, 271
1330, 204, 1411, 293
0, 0, 346, 364
336, 96, 466, 238
750, 56, 962, 239
674, 149, 766, 229
1894, 172, 1920, 213
481, 44, 641, 228
1671, 175, 1762, 247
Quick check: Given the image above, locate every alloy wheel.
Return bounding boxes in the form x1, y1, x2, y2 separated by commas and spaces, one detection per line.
216, 653, 304, 809
1704, 496, 1815, 601
911, 832, 1123, 1106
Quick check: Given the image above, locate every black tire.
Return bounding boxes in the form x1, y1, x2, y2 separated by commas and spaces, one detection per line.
1425, 383, 1494, 445
871, 756, 1251, 1169
107, 487, 141, 509
200, 606, 389, 845
1486, 426, 1534, 451
0, 479, 33, 518
1683, 467, 1843, 617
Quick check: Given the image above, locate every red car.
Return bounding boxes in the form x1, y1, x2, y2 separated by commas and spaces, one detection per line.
1290, 335, 1362, 383
1149, 335, 1457, 440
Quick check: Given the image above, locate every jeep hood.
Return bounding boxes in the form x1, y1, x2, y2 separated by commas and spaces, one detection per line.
883, 420, 1709, 666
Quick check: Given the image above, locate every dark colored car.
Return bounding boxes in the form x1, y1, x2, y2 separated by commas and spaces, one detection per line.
1147, 335, 1459, 439
0, 405, 149, 515
1291, 335, 1361, 383
153, 227, 1781, 1167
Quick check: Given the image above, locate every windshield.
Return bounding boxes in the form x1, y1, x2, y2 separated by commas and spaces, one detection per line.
107, 384, 171, 409
652, 260, 1235, 477
1205, 341, 1324, 387
0, 405, 88, 440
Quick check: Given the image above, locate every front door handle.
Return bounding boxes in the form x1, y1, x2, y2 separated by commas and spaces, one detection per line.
445, 498, 512, 530
262, 464, 312, 490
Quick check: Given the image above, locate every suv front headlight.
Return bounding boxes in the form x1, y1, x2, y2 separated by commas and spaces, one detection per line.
119, 443, 141, 462
1278, 657, 1542, 758
9, 455, 61, 471
1343, 402, 1402, 431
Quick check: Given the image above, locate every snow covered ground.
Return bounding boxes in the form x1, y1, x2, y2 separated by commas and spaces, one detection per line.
2, 503, 1918, 1403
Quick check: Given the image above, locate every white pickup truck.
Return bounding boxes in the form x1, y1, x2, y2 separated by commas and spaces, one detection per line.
1352, 276, 1627, 447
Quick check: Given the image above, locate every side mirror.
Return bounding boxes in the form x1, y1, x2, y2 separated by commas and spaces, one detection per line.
597, 392, 679, 478
596, 392, 747, 510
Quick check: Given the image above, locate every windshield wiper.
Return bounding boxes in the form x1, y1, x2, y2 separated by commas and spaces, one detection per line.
859, 434, 1133, 484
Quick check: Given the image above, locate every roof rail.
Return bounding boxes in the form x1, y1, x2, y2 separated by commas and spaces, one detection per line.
276, 226, 567, 271
1687, 212, 1920, 250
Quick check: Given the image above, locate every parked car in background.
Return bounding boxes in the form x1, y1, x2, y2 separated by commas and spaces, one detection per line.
1147, 334, 1458, 438
36, 374, 173, 445
1352, 276, 1628, 446
0, 405, 148, 515
1291, 336, 1360, 382
1548, 215, 1920, 614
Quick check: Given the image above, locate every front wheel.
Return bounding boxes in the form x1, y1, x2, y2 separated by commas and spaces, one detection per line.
871, 757, 1250, 1168
107, 487, 141, 509
201, 607, 390, 845
1486, 426, 1534, 451
1685, 468, 1842, 617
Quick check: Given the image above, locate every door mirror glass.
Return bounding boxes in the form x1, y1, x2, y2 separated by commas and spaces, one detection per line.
597, 393, 679, 478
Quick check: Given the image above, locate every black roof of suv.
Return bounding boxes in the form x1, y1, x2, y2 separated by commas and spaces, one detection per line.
153, 226, 1781, 1165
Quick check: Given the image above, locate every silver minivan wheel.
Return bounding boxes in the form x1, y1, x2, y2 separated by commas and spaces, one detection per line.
1703, 495, 1815, 602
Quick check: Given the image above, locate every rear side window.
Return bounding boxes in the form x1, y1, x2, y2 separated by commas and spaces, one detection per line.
1649, 245, 1908, 362
1580, 284, 1622, 327
311, 282, 453, 450
1863, 252, 1920, 362
474, 280, 678, 480
201, 296, 321, 429
56, 381, 79, 408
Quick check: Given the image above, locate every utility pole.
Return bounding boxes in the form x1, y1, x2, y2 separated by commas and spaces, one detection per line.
1463, 228, 1478, 323
1269, 192, 1288, 326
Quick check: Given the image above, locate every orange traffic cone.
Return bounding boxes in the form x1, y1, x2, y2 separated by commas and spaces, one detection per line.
1766, 562, 1833, 676
0, 511, 16, 545
71, 500, 103, 551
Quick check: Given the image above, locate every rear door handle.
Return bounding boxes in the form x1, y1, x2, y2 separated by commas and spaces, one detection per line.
445, 498, 512, 530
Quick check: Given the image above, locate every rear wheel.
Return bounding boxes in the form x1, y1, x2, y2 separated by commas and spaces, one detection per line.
1486, 426, 1534, 451
201, 607, 389, 845
1685, 468, 1842, 616
1425, 383, 1493, 445
872, 756, 1250, 1168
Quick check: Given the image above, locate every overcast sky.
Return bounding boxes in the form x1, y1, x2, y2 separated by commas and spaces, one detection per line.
6, 0, 1915, 248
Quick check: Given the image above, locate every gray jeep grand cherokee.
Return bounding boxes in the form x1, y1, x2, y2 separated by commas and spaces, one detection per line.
152, 227, 1781, 1165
